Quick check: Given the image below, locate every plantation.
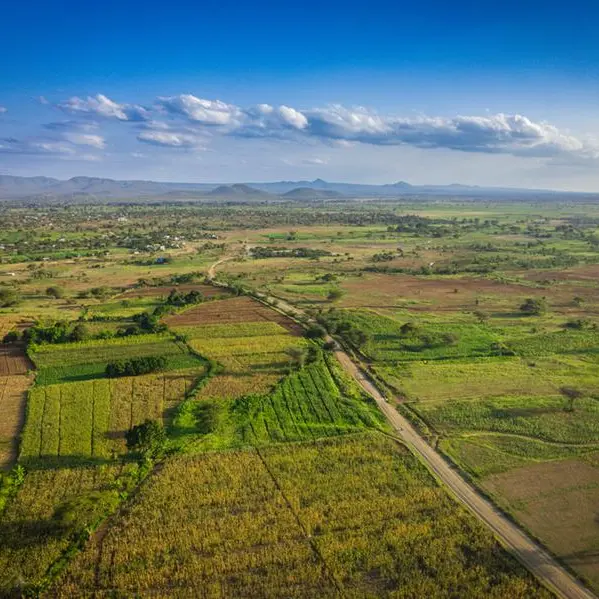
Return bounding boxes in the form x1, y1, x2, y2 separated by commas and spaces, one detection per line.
0, 375, 31, 468
20, 368, 205, 464
52, 434, 548, 598
175, 355, 387, 451
0, 464, 128, 596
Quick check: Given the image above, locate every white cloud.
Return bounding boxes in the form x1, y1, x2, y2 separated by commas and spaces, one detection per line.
302, 156, 328, 165
137, 130, 203, 148
30, 141, 76, 155
158, 94, 242, 126
59, 94, 149, 121
0, 106, 7, 114
51, 91, 598, 164
63, 133, 106, 149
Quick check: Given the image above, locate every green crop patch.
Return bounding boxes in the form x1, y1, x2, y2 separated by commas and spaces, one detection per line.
29, 335, 202, 385
326, 309, 501, 361
189, 333, 307, 358
20, 367, 205, 465
171, 321, 288, 339
507, 329, 599, 357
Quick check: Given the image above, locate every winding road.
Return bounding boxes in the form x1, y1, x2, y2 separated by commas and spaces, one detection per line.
208, 255, 597, 599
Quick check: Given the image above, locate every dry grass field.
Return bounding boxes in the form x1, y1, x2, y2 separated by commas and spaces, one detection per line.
483, 457, 599, 591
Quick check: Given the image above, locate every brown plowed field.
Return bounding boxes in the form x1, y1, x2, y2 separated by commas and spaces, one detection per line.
164, 296, 304, 335
0, 344, 33, 375
0, 375, 31, 469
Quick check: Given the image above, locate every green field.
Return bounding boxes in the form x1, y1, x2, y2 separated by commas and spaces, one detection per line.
29, 334, 203, 385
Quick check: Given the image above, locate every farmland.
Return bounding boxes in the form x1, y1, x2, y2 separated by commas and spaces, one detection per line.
0, 375, 32, 469
20, 368, 204, 465
53, 434, 548, 598
1, 198, 599, 596
30, 334, 203, 385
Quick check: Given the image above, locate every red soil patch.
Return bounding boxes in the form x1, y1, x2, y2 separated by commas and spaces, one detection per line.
0, 375, 31, 469
341, 273, 598, 312
164, 296, 303, 334
0, 344, 33, 375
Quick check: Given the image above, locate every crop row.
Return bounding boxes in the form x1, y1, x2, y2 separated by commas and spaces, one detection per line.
51, 434, 547, 597
171, 320, 288, 339
20, 369, 203, 463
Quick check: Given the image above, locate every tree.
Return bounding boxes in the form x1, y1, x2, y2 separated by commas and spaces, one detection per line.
305, 324, 326, 339
285, 346, 308, 368
2, 330, 20, 344
0, 288, 20, 308
45, 286, 65, 299
559, 386, 583, 412
125, 420, 166, 457
70, 323, 89, 342
520, 297, 546, 316
327, 288, 344, 302
400, 322, 419, 336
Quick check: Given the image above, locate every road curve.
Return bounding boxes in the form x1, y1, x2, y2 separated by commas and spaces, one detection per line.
208, 258, 596, 599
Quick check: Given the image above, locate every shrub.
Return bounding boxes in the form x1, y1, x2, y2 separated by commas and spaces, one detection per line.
0, 288, 21, 308
125, 420, 166, 457
2, 330, 20, 344
306, 324, 326, 339
45, 286, 65, 299
520, 298, 547, 316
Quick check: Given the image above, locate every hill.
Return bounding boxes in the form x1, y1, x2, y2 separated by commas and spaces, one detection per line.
282, 187, 345, 200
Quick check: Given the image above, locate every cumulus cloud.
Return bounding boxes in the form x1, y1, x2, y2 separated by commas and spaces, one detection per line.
59, 94, 149, 122
137, 130, 203, 148
51, 91, 598, 163
158, 94, 242, 126
304, 107, 594, 159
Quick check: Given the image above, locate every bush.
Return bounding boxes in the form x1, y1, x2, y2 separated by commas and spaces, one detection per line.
520, 298, 547, 316
0, 288, 21, 308
45, 286, 65, 299
2, 330, 20, 344
125, 420, 166, 457
306, 324, 326, 339
105, 355, 167, 378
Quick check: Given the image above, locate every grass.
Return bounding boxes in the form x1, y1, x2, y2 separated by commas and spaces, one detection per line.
329, 309, 501, 362
52, 434, 549, 598
411, 395, 599, 444
378, 355, 599, 402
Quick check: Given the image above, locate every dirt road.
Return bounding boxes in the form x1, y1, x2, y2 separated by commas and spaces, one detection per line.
208, 258, 597, 599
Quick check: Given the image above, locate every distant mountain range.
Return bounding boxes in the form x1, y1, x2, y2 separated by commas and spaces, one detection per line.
0, 174, 594, 202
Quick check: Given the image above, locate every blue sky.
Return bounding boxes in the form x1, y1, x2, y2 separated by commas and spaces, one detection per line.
2, 0, 599, 190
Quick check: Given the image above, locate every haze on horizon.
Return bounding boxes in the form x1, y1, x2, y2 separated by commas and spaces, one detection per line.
2, 0, 599, 192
